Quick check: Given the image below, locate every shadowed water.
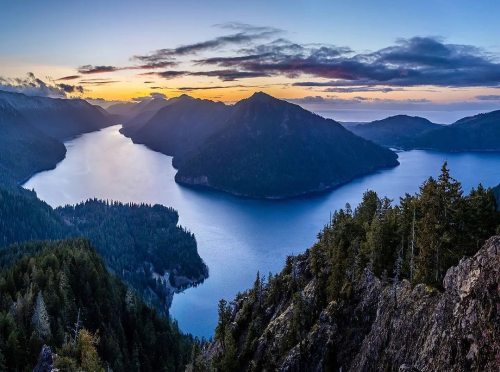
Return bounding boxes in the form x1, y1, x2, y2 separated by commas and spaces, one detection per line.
24, 125, 500, 337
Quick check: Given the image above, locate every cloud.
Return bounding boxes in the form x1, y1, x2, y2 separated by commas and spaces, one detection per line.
150, 92, 167, 99
79, 79, 120, 85
145, 69, 269, 81
0, 73, 82, 98
131, 92, 167, 102
56, 75, 81, 81
78, 65, 118, 74
77, 61, 177, 75
475, 94, 500, 101
133, 23, 281, 64
196, 36, 500, 87
56, 83, 84, 94
190, 69, 269, 81
323, 87, 400, 93
175, 84, 258, 91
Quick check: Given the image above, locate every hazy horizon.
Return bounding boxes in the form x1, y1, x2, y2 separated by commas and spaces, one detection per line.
1, 0, 500, 119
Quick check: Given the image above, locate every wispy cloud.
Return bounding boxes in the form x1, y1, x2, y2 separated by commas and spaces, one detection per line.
133, 23, 281, 65
475, 94, 500, 100
56, 75, 81, 81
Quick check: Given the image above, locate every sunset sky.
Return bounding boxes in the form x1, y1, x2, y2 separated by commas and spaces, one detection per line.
2, 0, 500, 122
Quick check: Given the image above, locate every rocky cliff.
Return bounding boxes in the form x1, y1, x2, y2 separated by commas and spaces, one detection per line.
202, 236, 499, 371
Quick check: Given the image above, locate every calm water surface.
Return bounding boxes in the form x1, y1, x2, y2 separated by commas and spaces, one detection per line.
24, 125, 500, 337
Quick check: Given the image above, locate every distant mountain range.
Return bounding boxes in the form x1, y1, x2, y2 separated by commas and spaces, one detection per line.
0, 90, 111, 140
347, 115, 442, 148
346, 111, 500, 151
108, 96, 170, 128
121, 94, 231, 168
410, 110, 500, 151
0, 90, 111, 186
122, 92, 399, 198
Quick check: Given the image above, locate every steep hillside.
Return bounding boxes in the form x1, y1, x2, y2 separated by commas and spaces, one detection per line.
348, 115, 441, 148
411, 110, 500, 151
175, 92, 399, 198
107, 96, 169, 125
57, 199, 208, 312
0, 98, 66, 185
121, 94, 231, 166
0, 189, 207, 314
198, 169, 500, 371
0, 239, 192, 371
0, 90, 112, 140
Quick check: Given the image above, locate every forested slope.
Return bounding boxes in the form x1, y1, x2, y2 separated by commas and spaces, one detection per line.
197, 164, 500, 371
0, 239, 192, 371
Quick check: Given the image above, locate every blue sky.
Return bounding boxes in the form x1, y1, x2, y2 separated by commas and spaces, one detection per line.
1, 0, 500, 122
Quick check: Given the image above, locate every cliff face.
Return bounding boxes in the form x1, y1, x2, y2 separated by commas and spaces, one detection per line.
205, 236, 499, 371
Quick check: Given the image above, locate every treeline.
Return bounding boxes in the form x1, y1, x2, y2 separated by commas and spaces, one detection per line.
205, 163, 500, 370
0, 188, 70, 247
57, 199, 208, 313
0, 189, 207, 315
0, 239, 192, 371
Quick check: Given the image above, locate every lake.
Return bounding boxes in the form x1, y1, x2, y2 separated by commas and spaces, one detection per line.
24, 125, 500, 337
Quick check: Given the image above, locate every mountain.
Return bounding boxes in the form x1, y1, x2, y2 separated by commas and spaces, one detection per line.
347, 115, 441, 148
57, 199, 208, 312
410, 110, 500, 151
0, 90, 112, 140
0, 189, 207, 314
198, 172, 500, 370
122, 96, 171, 128
107, 96, 169, 126
121, 94, 231, 166
175, 92, 399, 198
0, 98, 66, 185
0, 239, 192, 371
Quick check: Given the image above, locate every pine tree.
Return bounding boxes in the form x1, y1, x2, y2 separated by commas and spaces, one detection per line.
32, 292, 51, 338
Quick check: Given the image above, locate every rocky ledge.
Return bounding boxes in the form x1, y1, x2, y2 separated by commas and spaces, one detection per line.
203, 236, 499, 371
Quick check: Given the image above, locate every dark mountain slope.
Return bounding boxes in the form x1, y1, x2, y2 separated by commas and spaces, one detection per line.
0, 98, 66, 185
121, 95, 231, 165
0, 189, 207, 314
57, 199, 208, 312
0, 90, 112, 140
175, 92, 399, 198
0, 239, 192, 371
348, 115, 441, 148
107, 96, 169, 126
121, 96, 171, 128
200, 171, 499, 371
411, 110, 500, 151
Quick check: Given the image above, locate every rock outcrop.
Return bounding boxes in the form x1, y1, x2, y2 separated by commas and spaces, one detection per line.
205, 236, 500, 371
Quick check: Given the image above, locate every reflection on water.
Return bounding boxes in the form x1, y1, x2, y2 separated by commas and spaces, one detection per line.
25, 125, 500, 337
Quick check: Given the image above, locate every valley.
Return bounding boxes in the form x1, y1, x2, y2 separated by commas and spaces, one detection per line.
24, 125, 500, 337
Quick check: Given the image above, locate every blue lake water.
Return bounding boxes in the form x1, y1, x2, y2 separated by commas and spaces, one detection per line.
24, 125, 500, 337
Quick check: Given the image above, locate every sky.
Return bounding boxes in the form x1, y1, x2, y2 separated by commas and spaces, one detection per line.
1, 0, 500, 122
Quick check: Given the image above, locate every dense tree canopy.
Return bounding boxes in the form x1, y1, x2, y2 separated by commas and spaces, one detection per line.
0, 239, 193, 371
207, 163, 500, 370
57, 199, 208, 313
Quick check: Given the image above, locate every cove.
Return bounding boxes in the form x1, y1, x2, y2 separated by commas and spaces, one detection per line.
24, 125, 500, 337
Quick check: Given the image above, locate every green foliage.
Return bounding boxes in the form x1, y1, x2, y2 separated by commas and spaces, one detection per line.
212, 163, 500, 368
0, 188, 70, 247
57, 199, 207, 313
0, 239, 192, 371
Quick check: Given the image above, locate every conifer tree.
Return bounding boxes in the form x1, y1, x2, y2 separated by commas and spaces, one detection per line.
32, 292, 51, 338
